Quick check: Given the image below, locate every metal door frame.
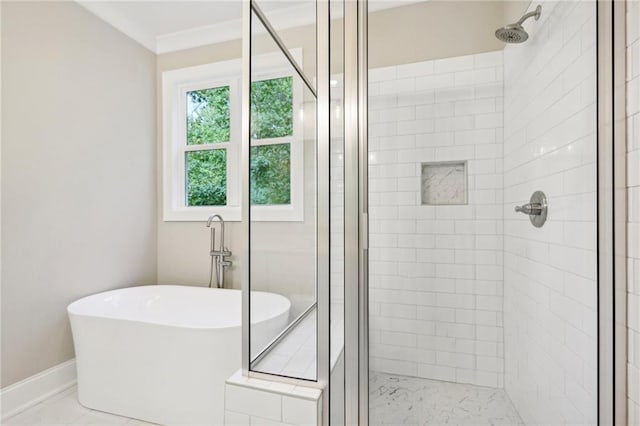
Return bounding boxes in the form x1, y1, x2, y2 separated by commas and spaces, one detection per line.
597, 1, 627, 424
343, 1, 628, 424
344, 0, 368, 424
240, 0, 331, 396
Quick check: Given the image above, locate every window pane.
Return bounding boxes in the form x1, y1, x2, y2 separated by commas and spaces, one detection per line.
186, 149, 227, 206
250, 143, 290, 205
186, 86, 230, 145
250, 77, 293, 139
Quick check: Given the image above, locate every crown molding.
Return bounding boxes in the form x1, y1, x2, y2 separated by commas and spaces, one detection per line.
155, 17, 241, 54
76, 1, 157, 52
76, 1, 422, 55
156, 2, 316, 54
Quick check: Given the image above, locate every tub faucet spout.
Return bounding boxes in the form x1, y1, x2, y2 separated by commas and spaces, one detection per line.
206, 214, 232, 288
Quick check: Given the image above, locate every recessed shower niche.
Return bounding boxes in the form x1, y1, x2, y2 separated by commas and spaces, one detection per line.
420, 161, 468, 205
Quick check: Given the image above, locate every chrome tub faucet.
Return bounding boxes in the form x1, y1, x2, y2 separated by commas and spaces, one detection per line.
206, 214, 232, 288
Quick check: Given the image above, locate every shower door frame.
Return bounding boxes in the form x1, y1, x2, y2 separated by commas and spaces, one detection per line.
343, 0, 369, 424
240, 0, 331, 397
342, 1, 629, 425
597, 1, 627, 424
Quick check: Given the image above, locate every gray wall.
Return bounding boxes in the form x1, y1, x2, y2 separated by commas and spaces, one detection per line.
1, 1, 157, 387
368, 1, 506, 68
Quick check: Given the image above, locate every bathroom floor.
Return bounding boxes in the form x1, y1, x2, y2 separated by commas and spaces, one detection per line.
3, 386, 157, 426
370, 371, 524, 425
7, 371, 522, 426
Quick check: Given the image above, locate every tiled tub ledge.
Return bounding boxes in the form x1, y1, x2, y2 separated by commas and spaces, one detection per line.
251, 309, 345, 381
224, 370, 322, 426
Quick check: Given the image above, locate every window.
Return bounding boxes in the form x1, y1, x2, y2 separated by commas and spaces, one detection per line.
162, 53, 303, 221
186, 86, 230, 207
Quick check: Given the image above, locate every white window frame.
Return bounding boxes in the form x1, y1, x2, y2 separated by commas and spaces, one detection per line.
162, 50, 304, 222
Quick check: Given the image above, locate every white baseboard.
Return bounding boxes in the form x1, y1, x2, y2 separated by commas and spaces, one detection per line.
0, 359, 77, 420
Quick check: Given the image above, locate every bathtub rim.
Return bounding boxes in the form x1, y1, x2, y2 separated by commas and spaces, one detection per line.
67, 284, 291, 330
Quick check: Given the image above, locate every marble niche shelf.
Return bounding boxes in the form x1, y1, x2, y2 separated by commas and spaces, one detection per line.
421, 161, 468, 205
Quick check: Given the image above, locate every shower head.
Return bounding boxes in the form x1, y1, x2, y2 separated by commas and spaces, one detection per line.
495, 24, 529, 43
495, 5, 542, 44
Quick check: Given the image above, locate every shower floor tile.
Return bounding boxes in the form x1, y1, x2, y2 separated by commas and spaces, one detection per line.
370, 371, 524, 426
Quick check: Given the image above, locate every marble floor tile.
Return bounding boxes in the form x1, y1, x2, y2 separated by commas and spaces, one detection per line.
370, 371, 524, 426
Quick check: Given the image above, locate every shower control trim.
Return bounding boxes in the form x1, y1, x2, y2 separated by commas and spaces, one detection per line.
515, 190, 547, 228
515, 204, 542, 215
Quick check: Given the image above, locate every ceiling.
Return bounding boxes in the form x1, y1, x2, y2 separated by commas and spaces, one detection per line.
76, 0, 420, 54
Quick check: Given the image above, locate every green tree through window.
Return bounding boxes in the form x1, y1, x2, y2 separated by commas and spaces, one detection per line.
250, 76, 293, 205
251, 144, 291, 205
184, 77, 294, 207
251, 77, 293, 139
185, 86, 230, 206
186, 150, 227, 206
187, 86, 230, 145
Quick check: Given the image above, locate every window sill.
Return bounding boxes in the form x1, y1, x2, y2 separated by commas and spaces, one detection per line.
163, 206, 241, 222
163, 205, 304, 222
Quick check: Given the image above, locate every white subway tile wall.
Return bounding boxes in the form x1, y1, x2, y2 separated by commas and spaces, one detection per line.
368, 50, 505, 388
224, 371, 322, 426
627, 1, 640, 424
502, 1, 598, 425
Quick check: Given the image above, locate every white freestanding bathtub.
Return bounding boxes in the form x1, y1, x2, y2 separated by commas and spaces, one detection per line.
68, 285, 290, 426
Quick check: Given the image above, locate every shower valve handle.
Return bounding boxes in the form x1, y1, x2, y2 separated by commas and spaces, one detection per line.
515, 203, 543, 216
515, 191, 548, 228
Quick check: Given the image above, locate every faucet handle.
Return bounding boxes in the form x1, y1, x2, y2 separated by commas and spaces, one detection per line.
515, 203, 542, 215
515, 190, 548, 228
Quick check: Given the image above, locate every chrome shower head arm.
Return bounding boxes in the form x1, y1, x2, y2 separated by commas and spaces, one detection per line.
516, 5, 542, 26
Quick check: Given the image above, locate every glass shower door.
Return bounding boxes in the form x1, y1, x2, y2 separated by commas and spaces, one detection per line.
364, 1, 599, 425
244, 0, 319, 381
242, 1, 337, 401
